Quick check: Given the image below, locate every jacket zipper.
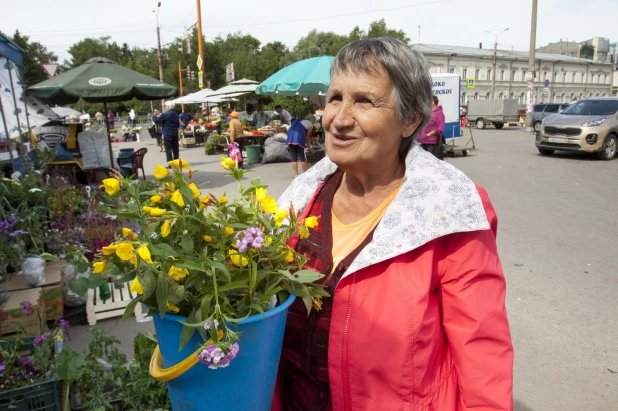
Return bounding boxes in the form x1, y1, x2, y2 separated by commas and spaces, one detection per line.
341, 272, 356, 411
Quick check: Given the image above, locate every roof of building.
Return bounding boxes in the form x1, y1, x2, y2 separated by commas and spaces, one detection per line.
411, 43, 611, 66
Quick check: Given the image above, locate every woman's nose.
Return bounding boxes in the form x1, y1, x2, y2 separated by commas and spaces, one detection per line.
331, 102, 355, 130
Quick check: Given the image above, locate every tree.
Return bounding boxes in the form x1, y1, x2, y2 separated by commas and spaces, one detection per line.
285, 30, 348, 65
365, 19, 409, 43
257, 42, 289, 82
8, 30, 57, 86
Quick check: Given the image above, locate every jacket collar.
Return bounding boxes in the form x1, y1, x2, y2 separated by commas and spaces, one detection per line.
277, 144, 490, 279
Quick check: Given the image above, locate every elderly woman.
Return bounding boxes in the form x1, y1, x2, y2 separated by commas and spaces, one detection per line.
274, 37, 513, 410
419, 95, 446, 159
152, 102, 180, 165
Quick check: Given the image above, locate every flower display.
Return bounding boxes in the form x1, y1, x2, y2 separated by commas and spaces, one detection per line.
101, 178, 120, 195
154, 166, 169, 179
80, 160, 326, 370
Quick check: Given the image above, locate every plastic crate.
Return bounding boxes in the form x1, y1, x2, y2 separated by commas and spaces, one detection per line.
0, 374, 60, 411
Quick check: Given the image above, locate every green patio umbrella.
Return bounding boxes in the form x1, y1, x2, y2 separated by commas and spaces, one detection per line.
255, 56, 335, 97
28, 57, 178, 168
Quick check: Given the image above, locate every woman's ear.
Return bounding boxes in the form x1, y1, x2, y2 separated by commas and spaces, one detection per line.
402, 113, 423, 138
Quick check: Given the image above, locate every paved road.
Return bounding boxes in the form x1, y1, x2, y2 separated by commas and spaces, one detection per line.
73, 129, 618, 410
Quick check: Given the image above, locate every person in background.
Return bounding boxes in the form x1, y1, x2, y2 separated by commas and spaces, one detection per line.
274, 105, 292, 125
179, 109, 193, 130
152, 102, 181, 166
224, 107, 233, 123
272, 37, 512, 411
80, 111, 90, 123
107, 110, 115, 128
122, 121, 136, 141
286, 116, 314, 176
418, 95, 445, 159
228, 111, 244, 169
252, 104, 270, 128
129, 109, 136, 127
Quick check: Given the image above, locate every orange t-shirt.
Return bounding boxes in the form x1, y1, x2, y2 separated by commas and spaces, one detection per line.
332, 185, 402, 261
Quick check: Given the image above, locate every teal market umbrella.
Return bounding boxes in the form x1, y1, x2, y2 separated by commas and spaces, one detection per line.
255, 56, 335, 97
28, 57, 178, 168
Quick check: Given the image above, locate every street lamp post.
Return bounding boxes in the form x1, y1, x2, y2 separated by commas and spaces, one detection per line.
487, 28, 509, 99
153, 2, 164, 110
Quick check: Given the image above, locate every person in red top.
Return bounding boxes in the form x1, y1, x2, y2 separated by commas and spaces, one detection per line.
273, 36, 513, 411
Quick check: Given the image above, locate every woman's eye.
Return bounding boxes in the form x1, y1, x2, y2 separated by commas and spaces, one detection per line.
357, 98, 372, 105
328, 95, 342, 103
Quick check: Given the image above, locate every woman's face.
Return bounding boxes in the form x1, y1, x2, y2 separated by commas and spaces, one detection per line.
323, 67, 420, 172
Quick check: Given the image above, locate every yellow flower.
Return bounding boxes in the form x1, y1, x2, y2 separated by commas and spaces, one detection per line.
115, 242, 135, 261
101, 244, 118, 256
274, 210, 289, 227
161, 220, 171, 237
304, 216, 319, 229
122, 227, 137, 240
142, 206, 152, 213
210, 211, 217, 218
220, 156, 236, 170
281, 247, 294, 263
101, 178, 120, 195
166, 302, 180, 313
228, 250, 249, 267
92, 261, 106, 274
168, 159, 189, 169
168, 266, 189, 282
170, 190, 185, 207
260, 196, 278, 214
187, 183, 201, 199
165, 182, 176, 191
299, 227, 310, 239
130, 277, 144, 295
203, 235, 213, 243
150, 195, 163, 204
219, 195, 228, 204
153, 165, 169, 179
265, 236, 273, 245
137, 245, 153, 264
255, 187, 267, 202
224, 226, 234, 236
199, 196, 212, 210
149, 208, 166, 217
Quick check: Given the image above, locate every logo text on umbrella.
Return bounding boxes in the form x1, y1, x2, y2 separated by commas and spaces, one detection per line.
88, 77, 113, 86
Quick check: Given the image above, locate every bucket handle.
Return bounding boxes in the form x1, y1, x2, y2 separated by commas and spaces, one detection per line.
149, 329, 223, 382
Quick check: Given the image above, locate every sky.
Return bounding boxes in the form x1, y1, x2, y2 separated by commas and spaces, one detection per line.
2, 0, 617, 66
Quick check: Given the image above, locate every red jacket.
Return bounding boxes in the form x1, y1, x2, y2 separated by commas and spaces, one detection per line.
275, 145, 514, 410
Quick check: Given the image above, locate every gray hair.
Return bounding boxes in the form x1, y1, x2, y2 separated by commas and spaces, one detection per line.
164, 101, 176, 109
331, 37, 433, 161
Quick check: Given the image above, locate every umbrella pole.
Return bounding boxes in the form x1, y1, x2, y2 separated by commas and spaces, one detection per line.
104, 101, 115, 170
0, 93, 16, 171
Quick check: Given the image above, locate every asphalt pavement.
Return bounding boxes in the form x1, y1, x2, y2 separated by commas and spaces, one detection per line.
69, 128, 618, 410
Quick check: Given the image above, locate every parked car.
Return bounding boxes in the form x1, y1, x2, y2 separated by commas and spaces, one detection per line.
530, 103, 571, 131
535, 97, 618, 160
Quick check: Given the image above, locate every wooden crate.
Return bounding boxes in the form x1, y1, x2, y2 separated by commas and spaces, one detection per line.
86, 282, 142, 326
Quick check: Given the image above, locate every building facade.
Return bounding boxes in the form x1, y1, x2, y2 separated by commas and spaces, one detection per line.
411, 44, 614, 106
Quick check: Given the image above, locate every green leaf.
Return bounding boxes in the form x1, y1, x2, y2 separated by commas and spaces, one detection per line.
250, 261, 258, 293
278, 269, 325, 284
68, 275, 106, 297
121, 297, 142, 322
180, 235, 194, 253
56, 347, 85, 382
172, 258, 208, 273
179, 186, 194, 206
200, 294, 213, 320
149, 243, 178, 258
142, 269, 157, 300
179, 308, 196, 351
259, 286, 282, 305
207, 261, 231, 282
302, 296, 313, 315
156, 274, 169, 318
249, 303, 266, 318
217, 281, 249, 293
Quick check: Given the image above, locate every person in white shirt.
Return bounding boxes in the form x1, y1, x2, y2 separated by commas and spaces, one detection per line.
274, 105, 292, 125
80, 111, 90, 123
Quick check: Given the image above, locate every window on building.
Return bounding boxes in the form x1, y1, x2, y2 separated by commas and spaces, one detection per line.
512, 70, 517, 81
591, 74, 595, 83
461, 92, 466, 105
474, 92, 479, 100
522, 70, 527, 81
487, 69, 492, 80
500, 70, 505, 81
475, 69, 480, 80
449, 67, 455, 74
543, 71, 548, 80
486, 92, 490, 99
553, 72, 558, 82
463, 68, 468, 79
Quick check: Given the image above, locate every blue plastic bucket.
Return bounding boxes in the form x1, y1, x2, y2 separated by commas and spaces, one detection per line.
152, 294, 295, 411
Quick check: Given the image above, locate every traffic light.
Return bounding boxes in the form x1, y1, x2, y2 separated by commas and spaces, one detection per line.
191, 70, 195, 81
177, 39, 183, 53
186, 67, 191, 80
185, 37, 191, 54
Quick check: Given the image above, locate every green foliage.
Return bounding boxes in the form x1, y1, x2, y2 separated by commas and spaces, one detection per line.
6, 30, 58, 86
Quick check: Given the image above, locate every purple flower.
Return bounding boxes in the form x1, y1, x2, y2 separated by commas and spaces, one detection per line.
20, 300, 32, 315
57, 317, 71, 340
33, 332, 52, 346
234, 227, 265, 253
18, 358, 32, 368
196, 342, 240, 369
9, 229, 29, 237
203, 319, 220, 330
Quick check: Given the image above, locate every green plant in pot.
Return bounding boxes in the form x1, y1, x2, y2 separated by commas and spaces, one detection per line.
205, 141, 217, 155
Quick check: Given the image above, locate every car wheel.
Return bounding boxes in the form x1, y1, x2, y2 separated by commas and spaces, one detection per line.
533, 121, 542, 132
494, 123, 504, 129
538, 148, 554, 156
476, 119, 486, 129
597, 134, 617, 160
462, 150, 468, 157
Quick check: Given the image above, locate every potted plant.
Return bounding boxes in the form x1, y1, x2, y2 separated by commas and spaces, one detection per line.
75, 159, 327, 409
205, 141, 217, 155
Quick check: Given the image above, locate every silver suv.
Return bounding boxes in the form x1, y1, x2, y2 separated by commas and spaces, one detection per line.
535, 98, 618, 160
